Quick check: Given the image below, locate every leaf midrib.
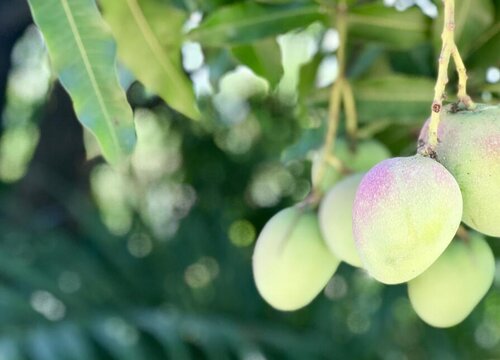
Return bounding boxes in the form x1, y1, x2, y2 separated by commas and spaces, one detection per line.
125, 0, 181, 86
467, 22, 500, 57
355, 92, 430, 102
191, 5, 321, 40
455, 0, 472, 42
348, 14, 424, 32
60, 0, 120, 155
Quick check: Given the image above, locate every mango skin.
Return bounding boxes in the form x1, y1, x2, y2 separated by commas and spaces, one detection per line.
419, 104, 500, 237
353, 155, 463, 284
252, 207, 340, 311
319, 173, 364, 267
311, 139, 391, 193
408, 234, 495, 328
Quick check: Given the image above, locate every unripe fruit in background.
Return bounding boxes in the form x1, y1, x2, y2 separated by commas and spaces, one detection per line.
311, 139, 390, 193
319, 173, 364, 267
408, 234, 495, 328
353, 155, 463, 284
252, 207, 340, 311
419, 104, 500, 237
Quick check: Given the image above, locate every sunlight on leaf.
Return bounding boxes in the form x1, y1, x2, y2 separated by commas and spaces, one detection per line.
100, 0, 200, 120
28, 0, 136, 165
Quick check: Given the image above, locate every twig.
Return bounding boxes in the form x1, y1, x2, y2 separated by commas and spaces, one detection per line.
422, 0, 474, 156
451, 45, 474, 109
313, 0, 348, 193
425, 0, 455, 153
342, 80, 358, 144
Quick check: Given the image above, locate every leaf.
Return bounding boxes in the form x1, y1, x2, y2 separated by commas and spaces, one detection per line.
100, 0, 200, 120
0, 339, 23, 360
231, 39, 283, 87
388, 44, 435, 77
27, 329, 61, 360
188, 2, 327, 46
347, 4, 430, 49
297, 53, 323, 99
53, 323, 98, 360
309, 75, 434, 124
483, 82, 500, 95
255, 0, 311, 3
433, 0, 495, 57
466, 22, 500, 70
28, 0, 136, 165
281, 125, 324, 163
346, 44, 385, 79
353, 75, 434, 123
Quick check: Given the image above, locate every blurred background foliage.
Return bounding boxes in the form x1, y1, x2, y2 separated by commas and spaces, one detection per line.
0, 0, 499, 359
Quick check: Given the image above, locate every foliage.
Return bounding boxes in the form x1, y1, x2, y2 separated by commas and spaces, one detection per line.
0, 0, 498, 359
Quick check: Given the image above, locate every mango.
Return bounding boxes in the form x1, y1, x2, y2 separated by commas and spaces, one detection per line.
319, 173, 364, 267
311, 139, 390, 193
408, 234, 495, 328
419, 104, 500, 237
352, 155, 463, 284
252, 207, 340, 310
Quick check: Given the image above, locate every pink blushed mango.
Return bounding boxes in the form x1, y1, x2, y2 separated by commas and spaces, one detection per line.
419, 104, 500, 237
353, 155, 463, 284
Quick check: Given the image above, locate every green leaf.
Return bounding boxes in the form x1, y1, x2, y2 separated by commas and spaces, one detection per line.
353, 75, 434, 123
347, 4, 430, 49
297, 53, 323, 99
309, 75, 434, 124
231, 39, 283, 87
483, 82, 500, 95
100, 0, 200, 120
433, 0, 495, 57
28, 0, 136, 165
347, 44, 385, 79
188, 2, 327, 46
255, 0, 311, 3
466, 22, 500, 70
0, 339, 23, 360
281, 126, 323, 164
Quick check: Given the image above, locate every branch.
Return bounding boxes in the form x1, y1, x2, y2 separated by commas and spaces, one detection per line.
313, 0, 347, 193
421, 0, 474, 156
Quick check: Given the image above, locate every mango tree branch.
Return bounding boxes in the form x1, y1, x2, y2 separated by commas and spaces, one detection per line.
422, 0, 475, 156
313, 0, 347, 193
342, 79, 358, 144
424, 0, 455, 154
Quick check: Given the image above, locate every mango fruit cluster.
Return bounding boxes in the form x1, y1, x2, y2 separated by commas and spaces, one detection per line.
252, 104, 499, 328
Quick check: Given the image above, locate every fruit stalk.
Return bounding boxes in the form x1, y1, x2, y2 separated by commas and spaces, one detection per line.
451, 46, 474, 109
425, 0, 474, 154
342, 80, 358, 145
426, 0, 455, 152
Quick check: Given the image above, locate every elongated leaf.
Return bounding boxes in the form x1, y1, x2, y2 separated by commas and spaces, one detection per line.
352, 75, 434, 123
347, 44, 385, 79
347, 4, 430, 49
483, 83, 500, 95
231, 39, 283, 87
310, 75, 434, 124
188, 2, 327, 46
297, 53, 323, 99
100, 0, 200, 120
28, 0, 136, 165
433, 0, 495, 57
467, 22, 500, 70
0, 339, 23, 360
281, 126, 324, 164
